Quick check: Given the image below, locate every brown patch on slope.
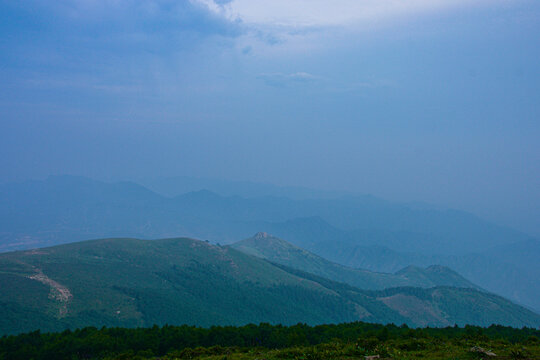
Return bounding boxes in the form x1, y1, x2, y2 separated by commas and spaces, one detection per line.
28, 269, 72, 317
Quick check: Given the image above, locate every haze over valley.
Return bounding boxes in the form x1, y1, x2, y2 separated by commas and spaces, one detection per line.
0, 175, 539, 320
0, 0, 539, 358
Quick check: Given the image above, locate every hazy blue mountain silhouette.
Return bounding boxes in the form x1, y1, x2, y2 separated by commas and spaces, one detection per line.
0, 175, 537, 311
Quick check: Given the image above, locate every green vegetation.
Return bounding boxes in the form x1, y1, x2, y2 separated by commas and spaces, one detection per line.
1, 322, 539, 360
231, 232, 477, 290
2, 176, 539, 314
1, 237, 539, 335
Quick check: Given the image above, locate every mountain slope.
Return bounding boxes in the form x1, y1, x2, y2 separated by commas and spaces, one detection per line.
245, 217, 540, 313
1, 237, 539, 335
395, 265, 477, 289
323, 242, 540, 313
273, 265, 540, 329
0, 237, 363, 334
231, 232, 477, 290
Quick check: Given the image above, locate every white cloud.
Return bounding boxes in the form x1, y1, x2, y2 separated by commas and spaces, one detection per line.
201, 0, 510, 29
194, 0, 517, 56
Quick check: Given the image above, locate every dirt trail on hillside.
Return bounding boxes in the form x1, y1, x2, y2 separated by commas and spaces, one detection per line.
29, 269, 72, 317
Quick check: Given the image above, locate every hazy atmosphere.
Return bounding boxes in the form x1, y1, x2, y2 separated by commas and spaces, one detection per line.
2, 2, 540, 356
1, 1, 539, 236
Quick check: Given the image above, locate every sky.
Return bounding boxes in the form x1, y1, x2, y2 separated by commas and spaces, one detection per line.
0, 0, 539, 236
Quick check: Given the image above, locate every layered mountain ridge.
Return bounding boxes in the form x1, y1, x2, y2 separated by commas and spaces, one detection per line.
0, 236, 539, 335
0, 175, 538, 313
230, 232, 477, 291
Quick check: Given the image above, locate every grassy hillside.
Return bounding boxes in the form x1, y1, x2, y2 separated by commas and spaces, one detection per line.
0, 237, 361, 334
0, 237, 539, 335
231, 232, 477, 290
278, 265, 540, 329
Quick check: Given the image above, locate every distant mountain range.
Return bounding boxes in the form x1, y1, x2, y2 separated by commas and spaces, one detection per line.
138, 175, 356, 199
1, 236, 538, 335
231, 232, 477, 291
0, 175, 538, 312
0, 175, 531, 253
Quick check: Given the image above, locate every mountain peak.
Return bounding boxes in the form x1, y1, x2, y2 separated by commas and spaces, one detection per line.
254, 232, 271, 239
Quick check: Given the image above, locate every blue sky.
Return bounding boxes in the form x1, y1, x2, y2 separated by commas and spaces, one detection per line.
1, 0, 539, 235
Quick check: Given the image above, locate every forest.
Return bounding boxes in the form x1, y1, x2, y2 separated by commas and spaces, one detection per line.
1, 321, 539, 360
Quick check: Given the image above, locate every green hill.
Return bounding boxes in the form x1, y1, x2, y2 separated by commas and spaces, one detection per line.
231, 232, 477, 290
0, 237, 538, 335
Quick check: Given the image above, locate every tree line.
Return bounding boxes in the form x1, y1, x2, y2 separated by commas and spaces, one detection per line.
0, 321, 538, 360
